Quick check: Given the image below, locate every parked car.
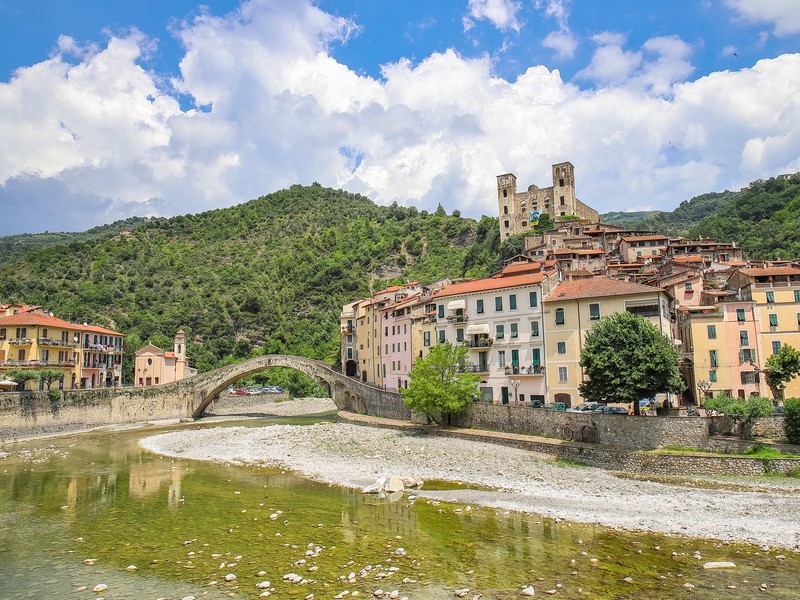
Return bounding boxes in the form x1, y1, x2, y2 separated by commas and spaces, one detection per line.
546, 402, 567, 411
567, 402, 605, 413
773, 405, 784, 415
530, 399, 545, 408
593, 405, 627, 415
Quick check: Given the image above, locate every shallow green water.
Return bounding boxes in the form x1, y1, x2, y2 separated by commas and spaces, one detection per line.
1, 415, 798, 599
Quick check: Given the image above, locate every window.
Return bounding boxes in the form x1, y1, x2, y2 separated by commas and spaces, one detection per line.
741, 371, 759, 385
0, 328, 5, 340
498, 350, 506, 368
438, 330, 446, 343
772, 341, 782, 355
555, 308, 565, 325
736, 308, 746, 322
438, 305, 445, 318
709, 370, 717, 383
557, 341, 566, 354
456, 328, 464, 342
589, 303, 600, 321
476, 299, 484, 314
503, 205, 508, 214
795, 290, 800, 302
769, 313, 778, 327
766, 291, 775, 304
740, 330, 749, 347
532, 348, 541, 366
423, 332, 431, 347
710, 350, 719, 367
685, 282, 693, 291
504, 220, 510, 228
530, 321, 540, 337
495, 325, 505, 339
558, 366, 568, 383
707, 325, 716, 339
740, 348, 755, 364
510, 323, 518, 338
495, 296, 503, 311
529, 291, 538, 308
15, 327, 27, 339
511, 349, 520, 368
509, 294, 517, 310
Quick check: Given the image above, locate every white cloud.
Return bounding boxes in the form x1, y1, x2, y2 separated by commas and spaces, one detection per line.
542, 30, 577, 59
536, 0, 577, 59
726, 0, 800, 36
466, 0, 522, 32
1, 0, 800, 235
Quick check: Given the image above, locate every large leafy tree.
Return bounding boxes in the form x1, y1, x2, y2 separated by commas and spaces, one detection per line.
703, 393, 774, 439
401, 343, 480, 424
579, 311, 684, 414
763, 345, 800, 401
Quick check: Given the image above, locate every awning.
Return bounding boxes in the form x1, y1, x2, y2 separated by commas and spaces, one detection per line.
446, 299, 465, 311
465, 324, 490, 335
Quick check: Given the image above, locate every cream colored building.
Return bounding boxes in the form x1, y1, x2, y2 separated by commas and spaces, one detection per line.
543, 277, 674, 407
134, 330, 195, 386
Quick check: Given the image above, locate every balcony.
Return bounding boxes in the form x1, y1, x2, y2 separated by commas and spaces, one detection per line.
458, 364, 490, 374
447, 315, 468, 324
505, 365, 545, 376
464, 338, 493, 348
8, 338, 32, 345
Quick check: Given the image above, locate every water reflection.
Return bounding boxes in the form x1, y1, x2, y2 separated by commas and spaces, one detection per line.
1, 418, 798, 600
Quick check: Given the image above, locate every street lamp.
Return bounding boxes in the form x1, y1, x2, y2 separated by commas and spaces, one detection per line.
510, 379, 521, 405
697, 379, 712, 404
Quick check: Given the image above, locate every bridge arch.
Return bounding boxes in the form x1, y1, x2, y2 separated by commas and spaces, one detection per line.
186, 355, 409, 421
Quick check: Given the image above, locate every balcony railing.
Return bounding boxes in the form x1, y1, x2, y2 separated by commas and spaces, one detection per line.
458, 364, 490, 374
446, 315, 468, 324
8, 338, 32, 345
38, 338, 81, 348
464, 338, 493, 348
505, 365, 545, 376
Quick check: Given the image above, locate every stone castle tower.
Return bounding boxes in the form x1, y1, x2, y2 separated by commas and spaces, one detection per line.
498, 162, 599, 239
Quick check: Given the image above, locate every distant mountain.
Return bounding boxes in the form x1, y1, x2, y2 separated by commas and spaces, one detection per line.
0, 185, 501, 381
0, 217, 151, 263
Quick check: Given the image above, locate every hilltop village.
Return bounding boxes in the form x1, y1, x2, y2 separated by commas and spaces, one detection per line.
341, 162, 800, 408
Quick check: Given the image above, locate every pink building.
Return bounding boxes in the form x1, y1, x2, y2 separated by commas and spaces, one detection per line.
380, 294, 419, 391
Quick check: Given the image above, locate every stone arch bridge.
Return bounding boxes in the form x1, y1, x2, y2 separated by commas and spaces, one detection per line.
50, 355, 410, 425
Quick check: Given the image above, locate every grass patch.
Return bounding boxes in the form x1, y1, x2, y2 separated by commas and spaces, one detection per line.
554, 458, 590, 468
657, 445, 714, 454
742, 443, 800, 459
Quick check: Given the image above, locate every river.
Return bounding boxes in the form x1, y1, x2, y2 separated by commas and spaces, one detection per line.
1, 413, 798, 599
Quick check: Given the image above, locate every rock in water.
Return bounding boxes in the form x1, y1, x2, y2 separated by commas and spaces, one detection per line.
703, 561, 736, 569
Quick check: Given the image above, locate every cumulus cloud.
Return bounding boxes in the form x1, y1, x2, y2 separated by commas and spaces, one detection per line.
1, 0, 799, 235
536, 0, 577, 59
466, 0, 522, 32
726, 0, 800, 36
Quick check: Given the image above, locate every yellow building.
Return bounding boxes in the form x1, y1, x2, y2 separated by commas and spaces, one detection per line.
727, 266, 800, 399
0, 305, 124, 390
543, 277, 674, 407
134, 330, 195, 386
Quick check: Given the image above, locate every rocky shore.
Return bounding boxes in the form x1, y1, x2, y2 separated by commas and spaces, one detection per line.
140, 405, 800, 552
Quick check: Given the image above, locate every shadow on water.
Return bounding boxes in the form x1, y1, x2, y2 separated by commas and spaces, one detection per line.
0, 415, 798, 599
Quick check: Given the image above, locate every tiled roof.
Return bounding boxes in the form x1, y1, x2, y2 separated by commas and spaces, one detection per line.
500, 262, 543, 276
621, 235, 668, 242
673, 255, 706, 262
430, 272, 549, 299
0, 313, 79, 329
75, 323, 124, 336
545, 276, 663, 302
738, 267, 800, 277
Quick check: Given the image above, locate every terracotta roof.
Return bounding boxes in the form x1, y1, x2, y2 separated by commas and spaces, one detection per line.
621, 235, 668, 242
164, 351, 176, 358
738, 267, 800, 277
673, 255, 706, 263
500, 262, 543, 276
545, 276, 663, 302
75, 323, 124, 336
431, 272, 549, 299
575, 249, 604, 255
0, 313, 79, 329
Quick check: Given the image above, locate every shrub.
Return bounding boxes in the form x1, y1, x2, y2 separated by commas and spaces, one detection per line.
784, 397, 800, 444
704, 394, 774, 439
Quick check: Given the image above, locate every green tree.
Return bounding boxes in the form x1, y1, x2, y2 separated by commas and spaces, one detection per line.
578, 311, 684, 414
532, 212, 554, 231
401, 343, 480, 424
5, 369, 39, 390
703, 393, 774, 439
763, 345, 800, 401
783, 397, 800, 444
39, 369, 65, 390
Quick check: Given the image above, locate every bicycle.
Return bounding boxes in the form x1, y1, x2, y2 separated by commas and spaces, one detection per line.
561, 421, 597, 443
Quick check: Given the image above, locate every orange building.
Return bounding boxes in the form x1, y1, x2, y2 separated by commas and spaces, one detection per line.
134, 330, 196, 386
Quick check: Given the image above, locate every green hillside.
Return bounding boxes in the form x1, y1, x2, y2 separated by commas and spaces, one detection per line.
0, 185, 501, 381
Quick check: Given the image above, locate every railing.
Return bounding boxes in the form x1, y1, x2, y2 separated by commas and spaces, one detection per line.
458, 365, 490, 374
506, 365, 545, 376
464, 338, 493, 348
8, 338, 32, 345
37, 338, 81, 348
753, 281, 797, 288
447, 315, 468, 324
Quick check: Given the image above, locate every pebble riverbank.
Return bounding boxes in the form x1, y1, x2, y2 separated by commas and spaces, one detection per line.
140, 399, 800, 552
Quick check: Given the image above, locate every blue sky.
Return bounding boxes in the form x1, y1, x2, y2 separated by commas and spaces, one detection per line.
1, 0, 799, 235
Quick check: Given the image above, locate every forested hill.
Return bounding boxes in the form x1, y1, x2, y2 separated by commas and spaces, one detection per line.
0, 184, 501, 379
602, 174, 800, 259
